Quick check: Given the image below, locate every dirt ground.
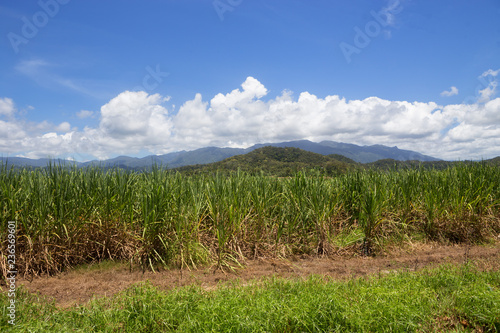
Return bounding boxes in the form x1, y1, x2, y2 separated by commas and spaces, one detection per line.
13, 241, 500, 309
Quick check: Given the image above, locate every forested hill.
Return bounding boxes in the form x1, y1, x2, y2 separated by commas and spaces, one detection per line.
175, 146, 500, 176
175, 146, 358, 176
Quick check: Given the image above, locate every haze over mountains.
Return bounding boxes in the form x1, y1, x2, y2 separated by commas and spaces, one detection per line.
1, 140, 440, 169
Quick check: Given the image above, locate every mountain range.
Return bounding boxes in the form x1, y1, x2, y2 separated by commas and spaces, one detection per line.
1, 140, 440, 169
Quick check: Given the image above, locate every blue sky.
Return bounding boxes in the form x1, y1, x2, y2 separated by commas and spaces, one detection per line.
1, 0, 499, 161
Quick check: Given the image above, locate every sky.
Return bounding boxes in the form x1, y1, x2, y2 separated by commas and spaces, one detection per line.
1, 0, 499, 161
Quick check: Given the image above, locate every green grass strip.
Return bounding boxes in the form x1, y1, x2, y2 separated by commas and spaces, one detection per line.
1, 263, 499, 332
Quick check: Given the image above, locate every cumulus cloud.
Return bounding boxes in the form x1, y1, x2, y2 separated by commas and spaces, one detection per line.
2, 74, 500, 161
441, 86, 458, 97
0, 97, 75, 157
75, 91, 174, 159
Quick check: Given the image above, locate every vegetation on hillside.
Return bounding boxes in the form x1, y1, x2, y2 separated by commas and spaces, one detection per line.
175, 146, 357, 176
174, 146, 500, 176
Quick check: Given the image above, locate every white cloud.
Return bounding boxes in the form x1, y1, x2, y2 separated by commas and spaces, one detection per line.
478, 82, 498, 103
0, 120, 26, 140
0, 98, 16, 117
72, 91, 175, 158
56, 122, 71, 132
76, 110, 94, 119
441, 86, 458, 97
478, 69, 499, 103
211, 76, 268, 108
98, 91, 171, 139
2, 76, 500, 161
172, 93, 213, 150
480, 69, 500, 78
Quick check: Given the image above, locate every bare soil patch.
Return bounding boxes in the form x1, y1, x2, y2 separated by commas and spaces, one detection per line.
13, 242, 500, 308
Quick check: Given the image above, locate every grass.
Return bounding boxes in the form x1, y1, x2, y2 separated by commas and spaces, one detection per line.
1, 263, 499, 332
0, 162, 499, 276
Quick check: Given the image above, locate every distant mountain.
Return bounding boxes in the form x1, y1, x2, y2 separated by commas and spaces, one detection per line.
318, 141, 440, 163
0, 157, 77, 168
80, 147, 248, 170
248, 140, 439, 163
0, 140, 442, 169
154, 147, 248, 168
